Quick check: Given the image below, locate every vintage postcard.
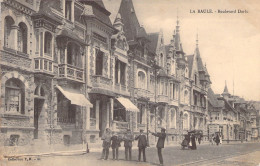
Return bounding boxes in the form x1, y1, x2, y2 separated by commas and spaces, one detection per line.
0, 0, 260, 165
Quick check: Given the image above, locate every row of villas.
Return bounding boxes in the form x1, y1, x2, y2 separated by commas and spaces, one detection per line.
1, 0, 211, 147
208, 84, 260, 142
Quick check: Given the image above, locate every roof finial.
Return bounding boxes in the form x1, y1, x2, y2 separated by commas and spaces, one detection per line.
196, 29, 199, 48
177, 8, 179, 26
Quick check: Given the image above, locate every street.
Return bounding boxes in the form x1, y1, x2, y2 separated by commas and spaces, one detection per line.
1, 142, 260, 166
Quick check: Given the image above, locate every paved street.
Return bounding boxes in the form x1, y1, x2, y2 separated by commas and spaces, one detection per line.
1, 142, 260, 166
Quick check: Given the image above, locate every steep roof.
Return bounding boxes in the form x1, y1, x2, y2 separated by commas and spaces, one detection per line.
32, 0, 63, 23
208, 88, 224, 108
147, 32, 159, 54
186, 55, 194, 77
118, 0, 148, 41
195, 47, 205, 72
81, 0, 112, 26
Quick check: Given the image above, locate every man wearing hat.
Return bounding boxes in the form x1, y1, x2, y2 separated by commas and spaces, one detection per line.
149, 128, 166, 165
135, 129, 147, 162
123, 129, 134, 160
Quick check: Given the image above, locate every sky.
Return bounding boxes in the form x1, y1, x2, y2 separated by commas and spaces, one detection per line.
103, 0, 260, 101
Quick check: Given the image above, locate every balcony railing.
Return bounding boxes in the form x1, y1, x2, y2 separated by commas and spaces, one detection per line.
114, 83, 128, 94
58, 64, 84, 82
112, 121, 129, 131
57, 117, 75, 124
34, 57, 54, 75
92, 75, 112, 89
157, 95, 169, 103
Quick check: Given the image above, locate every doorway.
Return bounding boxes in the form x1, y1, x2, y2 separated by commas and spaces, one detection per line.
34, 98, 44, 139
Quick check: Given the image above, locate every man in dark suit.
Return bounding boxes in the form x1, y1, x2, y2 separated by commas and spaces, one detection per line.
123, 129, 134, 160
135, 129, 147, 162
149, 128, 166, 165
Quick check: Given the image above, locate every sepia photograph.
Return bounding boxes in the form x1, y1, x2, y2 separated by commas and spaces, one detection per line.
0, 0, 260, 165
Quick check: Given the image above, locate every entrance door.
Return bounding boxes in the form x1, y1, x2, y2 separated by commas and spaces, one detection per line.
34, 98, 44, 139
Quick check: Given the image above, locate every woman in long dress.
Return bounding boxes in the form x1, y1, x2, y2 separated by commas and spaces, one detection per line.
191, 134, 197, 150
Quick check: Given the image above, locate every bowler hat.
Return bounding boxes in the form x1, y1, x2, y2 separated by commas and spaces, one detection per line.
140, 129, 144, 132
161, 128, 166, 131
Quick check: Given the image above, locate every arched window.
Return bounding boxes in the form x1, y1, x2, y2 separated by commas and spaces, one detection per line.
183, 112, 189, 130
185, 67, 189, 77
44, 32, 52, 56
170, 109, 176, 128
184, 90, 189, 104
5, 78, 25, 114
34, 85, 45, 97
4, 16, 15, 48
160, 53, 164, 67
17, 22, 27, 54
138, 71, 146, 89
67, 42, 82, 68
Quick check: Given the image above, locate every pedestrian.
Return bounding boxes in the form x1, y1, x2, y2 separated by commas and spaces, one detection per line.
149, 128, 166, 165
135, 129, 147, 162
111, 133, 122, 160
190, 133, 197, 150
219, 134, 222, 145
100, 128, 112, 160
211, 134, 215, 145
123, 129, 134, 161
198, 135, 201, 144
215, 134, 220, 146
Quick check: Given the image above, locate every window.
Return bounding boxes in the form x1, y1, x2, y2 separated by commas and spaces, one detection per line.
5, 78, 25, 114
160, 80, 164, 95
183, 112, 189, 129
170, 83, 173, 99
95, 49, 103, 75
65, 0, 72, 21
120, 62, 126, 85
164, 82, 167, 95
57, 91, 76, 123
160, 53, 164, 67
115, 59, 126, 85
137, 104, 144, 124
44, 32, 52, 55
194, 74, 197, 85
4, 16, 15, 48
138, 71, 146, 89
184, 90, 189, 104
17, 22, 27, 54
67, 42, 82, 68
170, 109, 176, 128
185, 68, 188, 77
194, 93, 197, 105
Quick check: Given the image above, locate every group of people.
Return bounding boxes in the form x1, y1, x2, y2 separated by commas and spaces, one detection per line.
211, 133, 222, 145
100, 127, 166, 165
181, 133, 198, 150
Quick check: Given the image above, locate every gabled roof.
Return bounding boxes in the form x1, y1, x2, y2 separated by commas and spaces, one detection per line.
147, 32, 159, 54
186, 55, 194, 77
118, 0, 148, 41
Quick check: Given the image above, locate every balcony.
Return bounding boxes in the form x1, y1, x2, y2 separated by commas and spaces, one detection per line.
34, 57, 54, 75
112, 121, 129, 131
92, 75, 112, 89
157, 95, 169, 103
192, 105, 205, 113
58, 64, 84, 83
